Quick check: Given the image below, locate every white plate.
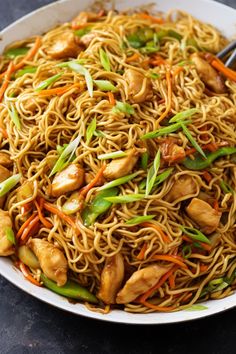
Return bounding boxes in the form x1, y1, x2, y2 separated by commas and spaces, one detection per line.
0, 0, 236, 324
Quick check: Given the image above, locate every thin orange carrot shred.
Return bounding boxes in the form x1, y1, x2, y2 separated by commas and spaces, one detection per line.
0, 127, 8, 138
44, 202, 80, 234
16, 213, 37, 239
126, 52, 140, 63
151, 254, 187, 269
19, 262, 41, 287
156, 69, 172, 125
34, 200, 53, 229
21, 215, 40, 242
107, 92, 115, 105
169, 273, 176, 289
38, 83, 83, 96
0, 61, 14, 102
141, 222, 171, 243
137, 243, 147, 260
211, 58, 236, 82
139, 13, 164, 24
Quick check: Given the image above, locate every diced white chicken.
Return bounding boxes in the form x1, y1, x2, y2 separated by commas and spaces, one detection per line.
124, 69, 153, 103
47, 31, 83, 59
116, 264, 169, 304
28, 238, 68, 286
103, 148, 139, 180
191, 54, 226, 94
186, 198, 222, 234
97, 253, 124, 304
165, 175, 198, 203
159, 138, 185, 164
0, 165, 10, 209
0, 152, 12, 167
79, 32, 96, 47
0, 209, 14, 256
51, 164, 84, 197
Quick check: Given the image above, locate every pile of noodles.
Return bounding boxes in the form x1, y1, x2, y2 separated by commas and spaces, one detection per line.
0, 8, 236, 314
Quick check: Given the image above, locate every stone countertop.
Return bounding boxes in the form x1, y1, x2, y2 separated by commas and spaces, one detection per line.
1, 1, 236, 353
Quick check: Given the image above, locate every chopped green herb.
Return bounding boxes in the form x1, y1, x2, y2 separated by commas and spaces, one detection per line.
180, 123, 206, 159
86, 118, 96, 144
99, 48, 111, 72
186, 304, 208, 311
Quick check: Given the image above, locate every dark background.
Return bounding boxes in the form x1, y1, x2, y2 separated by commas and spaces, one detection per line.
0, 0, 236, 353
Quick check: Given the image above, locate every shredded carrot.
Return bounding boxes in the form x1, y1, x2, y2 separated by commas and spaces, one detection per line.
0, 37, 41, 81
202, 171, 212, 183
139, 13, 164, 24
0, 62, 14, 102
213, 199, 219, 212
21, 203, 32, 215
172, 66, 183, 77
141, 300, 176, 312
16, 213, 37, 239
141, 222, 171, 243
38, 82, 83, 96
19, 262, 41, 287
126, 52, 140, 63
200, 264, 208, 272
150, 54, 166, 66
181, 292, 193, 303
138, 265, 178, 302
137, 243, 147, 260
211, 57, 236, 82
107, 92, 115, 105
156, 69, 172, 125
44, 202, 80, 234
182, 235, 212, 252
169, 273, 176, 289
79, 165, 106, 199
34, 200, 53, 229
0, 126, 8, 138
151, 254, 187, 269
21, 215, 40, 243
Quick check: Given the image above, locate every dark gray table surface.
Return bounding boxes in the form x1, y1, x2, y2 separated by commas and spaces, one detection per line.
0, 1, 236, 353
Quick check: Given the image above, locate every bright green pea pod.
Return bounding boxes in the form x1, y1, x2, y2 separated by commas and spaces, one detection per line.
82, 187, 119, 226
4, 47, 29, 58
41, 274, 98, 303
182, 147, 236, 170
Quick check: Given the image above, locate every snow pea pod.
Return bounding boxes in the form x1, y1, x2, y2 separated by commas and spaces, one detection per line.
182, 147, 236, 170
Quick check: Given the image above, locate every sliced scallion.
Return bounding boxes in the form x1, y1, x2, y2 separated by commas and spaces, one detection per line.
104, 194, 145, 204
98, 151, 127, 160
35, 73, 63, 92
86, 118, 96, 144
112, 101, 134, 116
99, 172, 140, 191
68, 62, 93, 97
145, 149, 161, 196
180, 123, 206, 159
125, 215, 155, 225
5, 227, 16, 245
93, 80, 117, 92
169, 108, 199, 123
0, 174, 21, 197
180, 226, 211, 244
142, 120, 192, 140
8, 103, 21, 130
99, 48, 111, 72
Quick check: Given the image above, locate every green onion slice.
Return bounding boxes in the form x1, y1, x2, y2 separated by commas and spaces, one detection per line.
93, 80, 117, 92
4, 47, 29, 59
112, 101, 134, 116
125, 215, 155, 225
6, 227, 16, 245
98, 151, 127, 160
104, 194, 145, 203
219, 180, 234, 194
180, 123, 206, 159
35, 73, 63, 92
186, 304, 208, 311
180, 226, 211, 244
169, 108, 199, 123
99, 48, 111, 72
99, 172, 140, 191
68, 62, 93, 97
86, 118, 96, 144
15, 66, 37, 78
8, 103, 21, 130
142, 120, 192, 139
139, 167, 173, 191
145, 149, 161, 196
141, 152, 149, 170
0, 174, 21, 197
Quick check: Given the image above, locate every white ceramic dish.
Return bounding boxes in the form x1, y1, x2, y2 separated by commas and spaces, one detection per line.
0, 0, 236, 324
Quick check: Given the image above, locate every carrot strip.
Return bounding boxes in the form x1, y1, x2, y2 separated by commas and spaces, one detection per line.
169, 273, 176, 289
150, 54, 166, 66
151, 254, 187, 269
0, 126, 8, 138
0, 62, 14, 102
181, 292, 193, 303
200, 264, 208, 272
126, 53, 140, 63
182, 235, 212, 252
211, 58, 236, 82
21, 202, 32, 215
142, 300, 176, 312
107, 92, 115, 105
44, 202, 80, 234
138, 265, 178, 302
137, 243, 147, 260
0, 37, 41, 80
141, 222, 171, 243
172, 66, 183, 77
156, 69, 172, 125
19, 262, 41, 287
16, 213, 37, 239
202, 171, 212, 183
139, 13, 164, 24
38, 82, 83, 96
213, 199, 219, 211
79, 165, 106, 199
34, 200, 53, 229
21, 215, 40, 242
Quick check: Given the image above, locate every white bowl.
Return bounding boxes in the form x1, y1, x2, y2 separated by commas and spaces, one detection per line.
0, 0, 236, 324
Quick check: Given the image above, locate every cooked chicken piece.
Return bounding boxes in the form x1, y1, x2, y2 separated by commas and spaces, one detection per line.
28, 238, 68, 286
73, 11, 101, 27
103, 148, 139, 180
165, 175, 198, 203
0, 165, 10, 209
116, 264, 169, 304
186, 198, 222, 234
0, 209, 14, 256
191, 53, 226, 94
160, 138, 185, 164
51, 164, 84, 197
79, 32, 96, 47
97, 253, 124, 304
124, 69, 153, 103
0, 152, 12, 167
47, 31, 83, 59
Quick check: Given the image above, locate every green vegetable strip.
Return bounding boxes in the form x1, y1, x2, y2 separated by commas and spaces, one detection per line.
4, 47, 29, 58
104, 194, 145, 203
56, 59, 86, 68
145, 149, 161, 196
8, 103, 21, 130
49, 134, 81, 176
15, 66, 37, 78
99, 171, 140, 190
35, 73, 63, 92
182, 147, 236, 170
180, 226, 211, 244
186, 305, 208, 311
142, 120, 192, 139
125, 215, 155, 225
93, 80, 117, 92
68, 62, 93, 97
180, 123, 206, 159
86, 118, 96, 144
82, 188, 119, 226
0, 174, 21, 197
74, 27, 91, 37
169, 108, 199, 123
98, 151, 127, 160
112, 101, 134, 116
219, 180, 234, 194
99, 48, 111, 71
141, 152, 149, 170
5, 227, 16, 245
139, 167, 173, 191
41, 274, 98, 303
